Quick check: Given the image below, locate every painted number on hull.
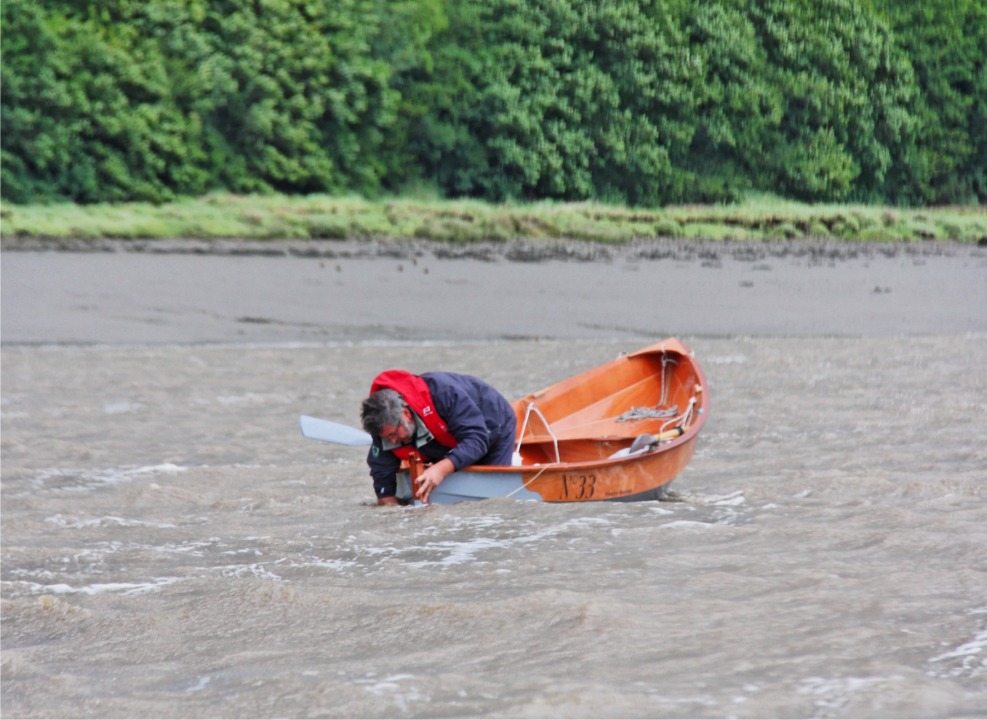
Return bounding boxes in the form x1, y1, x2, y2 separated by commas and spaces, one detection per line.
562, 473, 596, 500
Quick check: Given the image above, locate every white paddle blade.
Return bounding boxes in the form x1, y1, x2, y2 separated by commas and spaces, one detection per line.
300, 415, 373, 446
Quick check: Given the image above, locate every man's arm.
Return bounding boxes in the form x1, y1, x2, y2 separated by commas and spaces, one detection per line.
367, 443, 402, 504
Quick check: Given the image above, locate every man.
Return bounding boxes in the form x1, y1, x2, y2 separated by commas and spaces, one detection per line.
360, 370, 517, 505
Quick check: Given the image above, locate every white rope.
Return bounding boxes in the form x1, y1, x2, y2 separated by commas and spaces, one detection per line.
504, 463, 557, 498
515, 401, 561, 464
660, 397, 696, 436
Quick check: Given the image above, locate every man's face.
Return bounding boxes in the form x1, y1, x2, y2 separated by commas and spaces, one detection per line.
379, 407, 414, 445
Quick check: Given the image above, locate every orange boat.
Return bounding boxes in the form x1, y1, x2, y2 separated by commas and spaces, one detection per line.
301, 338, 708, 504
402, 338, 707, 503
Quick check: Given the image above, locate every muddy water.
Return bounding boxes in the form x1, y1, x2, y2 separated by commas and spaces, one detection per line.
3, 243, 986, 717
2, 335, 985, 718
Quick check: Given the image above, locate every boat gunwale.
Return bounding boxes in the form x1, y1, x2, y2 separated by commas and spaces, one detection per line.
457, 338, 709, 475
451, 430, 703, 475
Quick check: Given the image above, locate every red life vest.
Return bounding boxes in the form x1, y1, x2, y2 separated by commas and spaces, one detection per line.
370, 370, 458, 459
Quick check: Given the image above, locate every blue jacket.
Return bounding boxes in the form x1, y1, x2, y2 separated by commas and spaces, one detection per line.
366, 372, 517, 499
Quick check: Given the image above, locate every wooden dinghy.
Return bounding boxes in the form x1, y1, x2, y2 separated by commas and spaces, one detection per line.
300, 338, 707, 504
404, 338, 708, 504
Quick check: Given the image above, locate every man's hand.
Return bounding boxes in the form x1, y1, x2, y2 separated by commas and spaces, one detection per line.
415, 458, 455, 504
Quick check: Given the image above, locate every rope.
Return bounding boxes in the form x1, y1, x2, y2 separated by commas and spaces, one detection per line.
660, 397, 695, 435
504, 462, 556, 498
515, 401, 560, 463
616, 404, 679, 422
659, 350, 675, 406
616, 347, 679, 422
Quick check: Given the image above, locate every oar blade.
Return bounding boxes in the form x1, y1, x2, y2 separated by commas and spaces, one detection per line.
300, 415, 373, 446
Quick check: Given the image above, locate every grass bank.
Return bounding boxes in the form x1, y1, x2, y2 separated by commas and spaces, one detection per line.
2, 193, 985, 245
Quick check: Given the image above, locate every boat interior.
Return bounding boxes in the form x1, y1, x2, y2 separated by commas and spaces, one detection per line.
511, 346, 704, 465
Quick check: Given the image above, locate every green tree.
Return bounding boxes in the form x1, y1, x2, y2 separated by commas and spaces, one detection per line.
678, 2, 781, 201
369, 0, 449, 192
1, 0, 208, 202
407, 0, 701, 205
4, 0, 981, 206
1, 0, 413, 202
158, 0, 397, 195
877, 0, 987, 204
739, 0, 917, 202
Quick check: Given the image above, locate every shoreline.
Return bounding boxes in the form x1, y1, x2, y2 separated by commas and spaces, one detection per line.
2, 235, 979, 262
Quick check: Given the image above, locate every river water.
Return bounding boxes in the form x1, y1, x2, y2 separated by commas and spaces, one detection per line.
2, 247, 986, 718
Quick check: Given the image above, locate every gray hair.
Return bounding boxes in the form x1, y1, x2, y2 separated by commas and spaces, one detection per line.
361, 388, 406, 435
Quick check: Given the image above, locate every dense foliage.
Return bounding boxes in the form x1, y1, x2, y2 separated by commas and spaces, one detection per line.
2, 0, 984, 206
875, 0, 987, 205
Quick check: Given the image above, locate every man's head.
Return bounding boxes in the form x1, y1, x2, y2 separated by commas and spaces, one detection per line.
361, 388, 414, 444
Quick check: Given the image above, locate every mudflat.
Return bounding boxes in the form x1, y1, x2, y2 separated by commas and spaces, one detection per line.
2, 238, 985, 344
